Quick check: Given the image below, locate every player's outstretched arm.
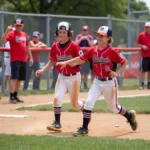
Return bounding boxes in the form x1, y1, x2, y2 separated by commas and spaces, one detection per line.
35, 60, 55, 77
56, 57, 85, 69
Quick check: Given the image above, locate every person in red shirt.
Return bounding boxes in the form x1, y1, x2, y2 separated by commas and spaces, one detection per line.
57, 26, 138, 136
1, 18, 33, 104
23, 31, 47, 90
75, 25, 94, 89
35, 21, 84, 132
136, 22, 150, 90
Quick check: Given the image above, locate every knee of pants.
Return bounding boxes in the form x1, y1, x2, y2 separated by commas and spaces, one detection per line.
84, 100, 94, 111
53, 97, 62, 107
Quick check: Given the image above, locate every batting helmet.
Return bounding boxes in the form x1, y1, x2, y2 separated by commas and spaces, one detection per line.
55, 21, 73, 37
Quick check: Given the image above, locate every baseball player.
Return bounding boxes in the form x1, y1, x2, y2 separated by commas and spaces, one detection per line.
57, 26, 138, 136
35, 21, 84, 132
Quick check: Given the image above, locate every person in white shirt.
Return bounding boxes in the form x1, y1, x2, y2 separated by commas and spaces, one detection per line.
4, 41, 11, 92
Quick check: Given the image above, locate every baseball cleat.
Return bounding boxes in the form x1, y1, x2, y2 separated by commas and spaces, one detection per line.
47, 121, 62, 132
73, 127, 88, 137
15, 97, 24, 103
127, 110, 138, 131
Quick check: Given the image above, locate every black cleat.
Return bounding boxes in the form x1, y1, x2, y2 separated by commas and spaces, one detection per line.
47, 121, 62, 132
73, 127, 88, 137
127, 110, 138, 131
15, 97, 24, 103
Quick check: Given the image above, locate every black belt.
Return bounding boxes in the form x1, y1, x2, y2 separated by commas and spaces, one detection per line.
95, 77, 112, 81
62, 73, 77, 76
5, 56, 10, 58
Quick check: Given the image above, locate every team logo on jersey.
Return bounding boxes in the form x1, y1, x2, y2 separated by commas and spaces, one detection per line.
79, 50, 83, 56
120, 53, 125, 59
105, 65, 110, 72
93, 55, 110, 64
16, 36, 26, 43
57, 55, 73, 62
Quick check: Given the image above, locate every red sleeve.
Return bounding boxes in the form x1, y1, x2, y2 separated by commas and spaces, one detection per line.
112, 49, 126, 64
136, 33, 142, 44
80, 47, 93, 62
6, 32, 13, 42
50, 44, 57, 61
26, 34, 29, 46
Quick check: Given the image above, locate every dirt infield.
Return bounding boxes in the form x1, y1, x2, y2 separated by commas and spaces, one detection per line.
0, 89, 150, 140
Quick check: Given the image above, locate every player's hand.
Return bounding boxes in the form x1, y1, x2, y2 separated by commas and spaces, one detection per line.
109, 71, 117, 78
35, 70, 44, 77
56, 62, 67, 69
29, 59, 33, 66
142, 45, 148, 50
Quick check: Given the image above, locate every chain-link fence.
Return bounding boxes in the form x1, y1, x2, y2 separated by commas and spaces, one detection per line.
0, 11, 147, 92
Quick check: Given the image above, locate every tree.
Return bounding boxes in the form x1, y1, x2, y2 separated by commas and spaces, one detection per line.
0, 0, 126, 18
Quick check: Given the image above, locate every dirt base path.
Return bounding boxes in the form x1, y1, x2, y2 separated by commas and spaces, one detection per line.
0, 90, 150, 140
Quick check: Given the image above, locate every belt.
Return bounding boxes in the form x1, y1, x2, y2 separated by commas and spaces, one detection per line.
62, 73, 77, 76
95, 77, 112, 81
5, 56, 10, 58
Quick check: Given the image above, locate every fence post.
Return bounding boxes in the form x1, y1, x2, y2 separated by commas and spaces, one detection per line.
107, 14, 112, 29
46, 15, 51, 90
0, 12, 5, 93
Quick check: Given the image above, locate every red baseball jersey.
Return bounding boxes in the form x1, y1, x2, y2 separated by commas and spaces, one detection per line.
6, 30, 29, 62
80, 45, 126, 77
136, 31, 150, 57
50, 40, 81, 74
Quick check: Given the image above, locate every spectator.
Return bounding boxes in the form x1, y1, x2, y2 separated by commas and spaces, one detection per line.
23, 31, 47, 90
75, 25, 94, 89
136, 22, 150, 90
1, 18, 33, 104
4, 42, 11, 93
3, 27, 16, 93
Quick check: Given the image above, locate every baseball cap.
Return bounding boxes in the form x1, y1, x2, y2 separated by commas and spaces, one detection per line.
95, 26, 112, 37
32, 31, 40, 37
14, 18, 24, 26
82, 25, 89, 31
57, 21, 71, 31
145, 22, 150, 27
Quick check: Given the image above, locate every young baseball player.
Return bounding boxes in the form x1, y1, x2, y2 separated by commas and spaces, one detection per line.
57, 26, 138, 136
35, 21, 84, 132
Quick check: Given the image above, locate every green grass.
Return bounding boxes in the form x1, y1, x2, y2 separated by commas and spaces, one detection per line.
0, 134, 150, 150
0, 78, 140, 97
17, 96, 150, 114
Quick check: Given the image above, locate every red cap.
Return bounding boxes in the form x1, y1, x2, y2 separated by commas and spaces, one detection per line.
82, 25, 89, 31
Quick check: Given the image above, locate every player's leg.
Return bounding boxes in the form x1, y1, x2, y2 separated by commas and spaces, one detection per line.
102, 78, 138, 131
67, 72, 83, 110
47, 74, 67, 132
73, 78, 102, 136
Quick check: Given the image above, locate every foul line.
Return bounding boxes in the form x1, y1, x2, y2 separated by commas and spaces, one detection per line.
0, 114, 28, 118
